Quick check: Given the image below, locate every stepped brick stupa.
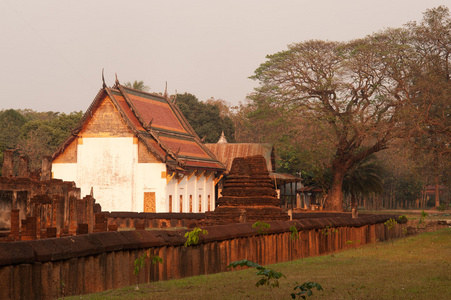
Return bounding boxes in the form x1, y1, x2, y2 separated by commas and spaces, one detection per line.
205, 155, 289, 224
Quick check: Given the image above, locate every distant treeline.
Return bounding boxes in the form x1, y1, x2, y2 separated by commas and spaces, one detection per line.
0, 109, 83, 172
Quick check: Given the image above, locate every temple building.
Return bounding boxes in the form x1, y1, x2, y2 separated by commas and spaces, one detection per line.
52, 78, 225, 213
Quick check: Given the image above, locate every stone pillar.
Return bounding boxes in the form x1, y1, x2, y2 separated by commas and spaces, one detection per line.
2, 149, 14, 177
108, 224, 118, 231
94, 213, 107, 232
77, 223, 89, 235
21, 216, 37, 240
69, 196, 77, 235
18, 155, 30, 178
10, 209, 20, 241
46, 227, 57, 238
40, 156, 52, 181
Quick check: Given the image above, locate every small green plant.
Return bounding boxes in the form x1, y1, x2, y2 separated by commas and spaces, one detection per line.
133, 251, 163, 290
397, 215, 408, 223
252, 221, 271, 235
402, 227, 408, 242
228, 259, 322, 299
133, 252, 147, 276
59, 281, 66, 299
384, 218, 397, 230
346, 240, 360, 251
384, 218, 398, 244
184, 227, 208, 247
321, 224, 338, 236
289, 225, 299, 240
228, 259, 285, 290
417, 210, 429, 228
437, 203, 447, 211
291, 282, 323, 299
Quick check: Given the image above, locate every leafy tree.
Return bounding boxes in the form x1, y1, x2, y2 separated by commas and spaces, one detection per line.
342, 156, 384, 214
18, 111, 83, 170
406, 6, 451, 207
176, 93, 235, 143
124, 80, 150, 92
375, 144, 427, 209
0, 109, 27, 170
0, 109, 82, 172
250, 33, 414, 211
18, 109, 60, 122
0, 109, 27, 149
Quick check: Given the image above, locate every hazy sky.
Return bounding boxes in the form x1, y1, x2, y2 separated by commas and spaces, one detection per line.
0, 0, 448, 113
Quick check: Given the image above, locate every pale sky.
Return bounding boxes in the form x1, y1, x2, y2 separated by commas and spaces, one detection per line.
0, 0, 448, 113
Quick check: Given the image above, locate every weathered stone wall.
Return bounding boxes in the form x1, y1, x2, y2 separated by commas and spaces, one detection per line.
104, 212, 204, 229
0, 177, 81, 232
0, 215, 405, 300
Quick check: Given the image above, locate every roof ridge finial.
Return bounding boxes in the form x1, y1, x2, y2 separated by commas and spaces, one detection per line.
217, 131, 228, 144
173, 90, 177, 104
102, 68, 106, 88
114, 73, 120, 87
164, 81, 168, 98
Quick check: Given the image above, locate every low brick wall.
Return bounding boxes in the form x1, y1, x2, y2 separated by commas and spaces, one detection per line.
0, 215, 403, 299
104, 212, 205, 229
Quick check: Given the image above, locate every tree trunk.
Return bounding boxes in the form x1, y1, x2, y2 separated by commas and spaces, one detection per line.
435, 175, 440, 208
325, 168, 346, 211
351, 194, 358, 218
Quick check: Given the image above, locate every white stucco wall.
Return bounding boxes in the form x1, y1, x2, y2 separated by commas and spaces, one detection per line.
166, 179, 176, 212
135, 163, 167, 212
186, 174, 197, 212
53, 137, 217, 213
76, 137, 135, 211
165, 173, 215, 213
52, 163, 77, 183
177, 176, 187, 212
204, 175, 214, 211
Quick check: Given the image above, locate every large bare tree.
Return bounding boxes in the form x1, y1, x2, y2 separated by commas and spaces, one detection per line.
250, 32, 414, 211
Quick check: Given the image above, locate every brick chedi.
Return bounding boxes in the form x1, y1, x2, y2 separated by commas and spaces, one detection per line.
205, 155, 289, 224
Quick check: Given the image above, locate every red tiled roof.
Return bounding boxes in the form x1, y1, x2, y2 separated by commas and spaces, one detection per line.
112, 92, 145, 131
139, 135, 167, 158
125, 91, 186, 133
184, 160, 225, 170
159, 136, 210, 158
53, 81, 225, 172
115, 85, 224, 171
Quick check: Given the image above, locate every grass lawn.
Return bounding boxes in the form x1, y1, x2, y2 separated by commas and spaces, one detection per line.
359, 208, 451, 221
65, 228, 450, 300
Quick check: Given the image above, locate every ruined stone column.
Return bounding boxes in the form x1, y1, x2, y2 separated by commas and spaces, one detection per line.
9, 209, 20, 241
40, 156, 52, 181
2, 149, 14, 178
18, 155, 30, 178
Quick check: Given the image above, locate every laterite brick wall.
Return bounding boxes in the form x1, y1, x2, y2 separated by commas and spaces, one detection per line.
0, 215, 403, 300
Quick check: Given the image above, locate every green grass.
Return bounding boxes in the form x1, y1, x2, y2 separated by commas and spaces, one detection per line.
65, 228, 451, 300
359, 209, 451, 221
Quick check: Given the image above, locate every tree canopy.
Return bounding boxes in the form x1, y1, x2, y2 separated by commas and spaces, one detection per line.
176, 93, 235, 143
250, 34, 414, 210
123, 80, 150, 92
0, 109, 83, 172
247, 6, 450, 211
